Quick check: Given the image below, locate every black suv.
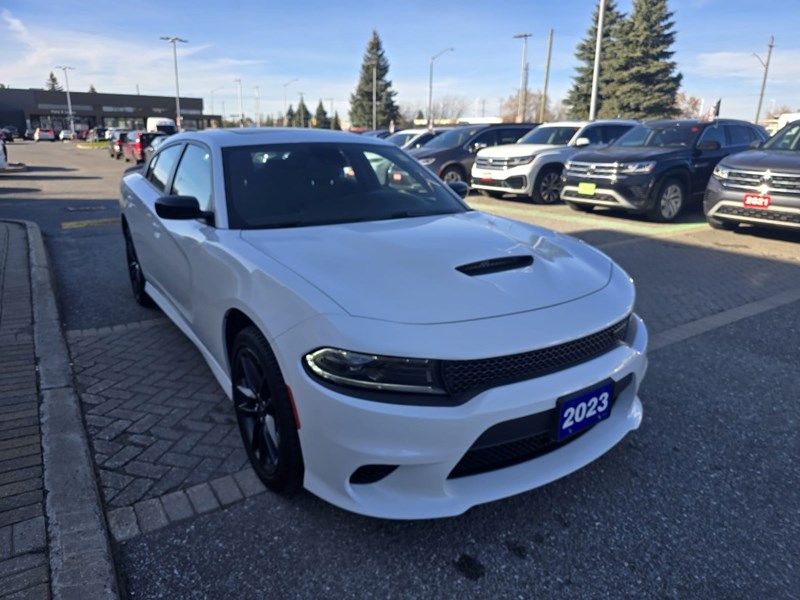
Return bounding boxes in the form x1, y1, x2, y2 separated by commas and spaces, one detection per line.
704, 119, 800, 232
561, 119, 769, 222
409, 123, 538, 183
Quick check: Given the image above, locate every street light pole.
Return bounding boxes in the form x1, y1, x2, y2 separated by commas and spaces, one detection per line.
210, 86, 223, 120
427, 47, 454, 130
372, 63, 377, 131
513, 34, 531, 122
282, 78, 298, 126
540, 29, 554, 123
55, 65, 75, 133
254, 86, 261, 127
160, 36, 188, 128
754, 35, 775, 124
234, 78, 244, 127
589, 0, 606, 120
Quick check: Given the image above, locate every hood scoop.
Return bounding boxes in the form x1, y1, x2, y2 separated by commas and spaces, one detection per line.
456, 255, 534, 276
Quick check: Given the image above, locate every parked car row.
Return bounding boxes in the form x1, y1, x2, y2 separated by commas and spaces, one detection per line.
106, 129, 167, 163
451, 116, 797, 235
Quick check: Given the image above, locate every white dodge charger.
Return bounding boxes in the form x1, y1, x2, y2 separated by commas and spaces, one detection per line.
119, 128, 648, 519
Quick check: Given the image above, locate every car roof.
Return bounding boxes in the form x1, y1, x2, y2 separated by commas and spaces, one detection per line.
641, 118, 756, 127
170, 128, 393, 148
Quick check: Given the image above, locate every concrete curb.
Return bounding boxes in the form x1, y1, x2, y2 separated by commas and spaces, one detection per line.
14, 220, 120, 599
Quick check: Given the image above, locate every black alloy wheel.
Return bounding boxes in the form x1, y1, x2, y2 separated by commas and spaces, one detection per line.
232, 326, 303, 494
533, 167, 563, 204
124, 227, 154, 307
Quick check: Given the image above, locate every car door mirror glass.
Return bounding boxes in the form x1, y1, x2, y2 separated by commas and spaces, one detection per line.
471, 142, 488, 153
575, 137, 591, 147
696, 140, 720, 151
448, 181, 470, 199
155, 195, 211, 221
749, 140, 762, 149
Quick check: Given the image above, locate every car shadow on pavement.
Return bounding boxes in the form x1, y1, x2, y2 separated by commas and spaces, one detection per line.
0, 174, 101, 182
0, 186, 42, 195
23, 165, 79, 173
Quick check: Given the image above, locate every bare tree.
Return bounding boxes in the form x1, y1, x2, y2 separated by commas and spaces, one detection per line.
767, 104, 795, 118
674, 92, 703, 118
500, 89, 557, 123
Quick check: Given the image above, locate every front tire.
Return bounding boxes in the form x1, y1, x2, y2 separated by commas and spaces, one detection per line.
648, 178, 685, 222
232, 327, 304, 494
533, 167, 563, 204
124, 227, 154, 307
440, 165, 465, 184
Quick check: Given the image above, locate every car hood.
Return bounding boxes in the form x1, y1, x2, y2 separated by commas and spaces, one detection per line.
240, 211, 613, 324
408, 146, 452, 160
571, 146, 685, 163
477, 143, 563, 159
720, 149, 800, 172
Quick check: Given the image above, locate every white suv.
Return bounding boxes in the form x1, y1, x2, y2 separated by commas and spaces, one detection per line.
471, 120, 637, 203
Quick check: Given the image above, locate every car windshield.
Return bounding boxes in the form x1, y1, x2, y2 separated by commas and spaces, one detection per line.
385, 131, 419, 146
614, 123, 700, 148
223, 142, 469, 229
422, 127, 483, 149
518, 126, 580, 145
763, 122, 800, 151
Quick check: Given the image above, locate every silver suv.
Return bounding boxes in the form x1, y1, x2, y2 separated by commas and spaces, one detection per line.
471, 120, 637, 203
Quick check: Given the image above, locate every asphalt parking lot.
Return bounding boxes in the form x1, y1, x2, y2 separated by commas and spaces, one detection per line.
2, 140, 799, 599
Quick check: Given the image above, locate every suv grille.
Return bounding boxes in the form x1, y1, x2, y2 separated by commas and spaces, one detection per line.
440, 317, 629, 397
565, 161, 619, 179
475, 157, 514, 170
715, 205, 800, 226
721, 169, 800, 195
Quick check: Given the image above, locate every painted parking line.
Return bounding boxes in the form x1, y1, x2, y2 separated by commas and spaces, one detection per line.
467, 198, 707, 236
61, 217, 120, 230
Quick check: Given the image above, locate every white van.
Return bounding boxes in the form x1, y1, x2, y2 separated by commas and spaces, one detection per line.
146, 117, 177, 135
776, 112, 800, 131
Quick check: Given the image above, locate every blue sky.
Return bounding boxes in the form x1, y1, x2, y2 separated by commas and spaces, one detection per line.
2, 0, 798, 123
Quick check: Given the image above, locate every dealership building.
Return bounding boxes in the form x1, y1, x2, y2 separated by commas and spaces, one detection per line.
0, 87, 220, 134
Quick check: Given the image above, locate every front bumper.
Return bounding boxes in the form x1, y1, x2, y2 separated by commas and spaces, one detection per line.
279, 307, 648, 519
704, 177, 800, 229
471, 164, 534, 196
561, 174, 657, 211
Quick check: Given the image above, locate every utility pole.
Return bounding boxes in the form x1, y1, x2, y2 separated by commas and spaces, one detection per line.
372, 63, 377, 131
328, 98, 335, 129
540, 29, 554, 123
254, 86, 261, 127
282, 78, 298, 126
589, 0, 606, 120
55, 65, 75, 133
754, 35, 774, 124
513, 33, 532, 122
234, 78, 244, 127
298, 92, 305, 128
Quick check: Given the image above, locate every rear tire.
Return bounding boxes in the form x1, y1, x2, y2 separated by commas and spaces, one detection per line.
441, 165, 465, 184
232, 326, 304, 494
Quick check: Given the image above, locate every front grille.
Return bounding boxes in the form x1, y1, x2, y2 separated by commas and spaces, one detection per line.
715, 205, 800, 226
475, 157, 514, 170
448, 373, 633, 479
565, 161, 619, 179
721, 169, 800, 195
440, 318, 629, 397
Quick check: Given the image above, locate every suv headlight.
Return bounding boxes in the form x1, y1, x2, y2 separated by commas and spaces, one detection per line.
617, 161, 656, 174
712, 164, 729, 179
417, 157, 436, 166
305, 348, 445, 395
506, 155, 534, 167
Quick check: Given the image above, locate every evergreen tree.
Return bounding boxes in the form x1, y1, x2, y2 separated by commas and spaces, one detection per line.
604, 0, 682, 119
46, 71, 62, 91
295, 97, 311, 127
565, 0, 624, 119
349, 30, 400, 129
285, 105, 295, 128
88, 84, 98, 93
313, 100, 330, 129
331, 111, 342, 131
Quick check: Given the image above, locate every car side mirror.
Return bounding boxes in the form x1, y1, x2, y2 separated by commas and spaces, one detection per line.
155, 196, 213, 222
696, 140, 721, 151
448, 181, 470, 199
574, 137, 591, 147
749, 140, 762, 149
470, 142, 488, 154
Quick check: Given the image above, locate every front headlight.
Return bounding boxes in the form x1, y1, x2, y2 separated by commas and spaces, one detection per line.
506, 155, 534, 167
417, 157, 436, 166
712, 164, 730, 179
305, 348, 445, 395
617, 161, 656, 174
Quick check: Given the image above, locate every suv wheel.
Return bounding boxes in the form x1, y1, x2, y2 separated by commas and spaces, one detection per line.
441, 165, 465, 184
533, 167, 563, 204
649, 178, 685, 222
